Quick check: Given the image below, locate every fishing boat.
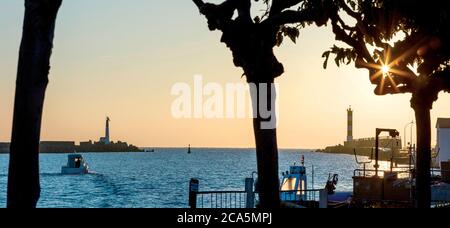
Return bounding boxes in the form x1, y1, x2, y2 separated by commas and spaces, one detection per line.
279, 155, 350, 208
61, 154, 89, 175
280, 161, 308, 202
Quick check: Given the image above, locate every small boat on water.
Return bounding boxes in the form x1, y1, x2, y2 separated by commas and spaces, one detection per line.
188, 144, 191, 154
279, 155, 351, 208
144, 148, 155, 153
61, 154, 89, 175
280, 163, 308, 202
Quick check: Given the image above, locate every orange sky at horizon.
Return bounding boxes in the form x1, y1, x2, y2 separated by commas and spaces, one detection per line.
1, 1, 450, 149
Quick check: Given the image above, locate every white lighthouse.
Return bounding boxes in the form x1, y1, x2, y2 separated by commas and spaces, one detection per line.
99, 117, 111, 145
347, 106, 353, 142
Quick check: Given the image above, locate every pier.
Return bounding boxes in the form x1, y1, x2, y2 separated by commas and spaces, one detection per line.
319, 107, 411, 165
0, 117, 142, 154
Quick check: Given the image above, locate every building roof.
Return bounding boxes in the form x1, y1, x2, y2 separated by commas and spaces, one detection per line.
437, 118, 450, 128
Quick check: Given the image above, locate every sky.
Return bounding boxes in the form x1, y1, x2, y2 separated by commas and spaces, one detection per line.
1, 0, 449, 149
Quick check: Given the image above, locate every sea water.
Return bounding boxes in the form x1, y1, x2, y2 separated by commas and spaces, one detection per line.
0, 149, 365, 208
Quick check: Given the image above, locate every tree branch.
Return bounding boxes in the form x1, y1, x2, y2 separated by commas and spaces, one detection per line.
265, 0, 331, 27
375, 84, 413, 95
264, 9, 318, 26
270, 0, 304, 16
338, 0, 359, 19
330, 18, 374, 64
193, 0, 252, 31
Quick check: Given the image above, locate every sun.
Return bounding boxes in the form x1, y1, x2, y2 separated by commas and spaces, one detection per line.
381, 65, 390, 75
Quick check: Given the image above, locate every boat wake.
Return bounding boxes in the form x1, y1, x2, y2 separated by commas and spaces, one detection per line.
40, 173, 64, 177
86, 171, 101, 175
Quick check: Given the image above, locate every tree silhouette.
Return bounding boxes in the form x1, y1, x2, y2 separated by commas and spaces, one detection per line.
193, 0, 331, 208
321, 0, 450, 208
7, 0, 63, 208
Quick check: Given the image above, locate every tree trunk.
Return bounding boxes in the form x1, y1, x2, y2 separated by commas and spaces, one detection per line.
7, 0, 62, 208
413, 103, 432, 208
251, 82, 280, 208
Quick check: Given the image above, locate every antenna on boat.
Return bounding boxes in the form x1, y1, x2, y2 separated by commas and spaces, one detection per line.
251, 171, 258, 179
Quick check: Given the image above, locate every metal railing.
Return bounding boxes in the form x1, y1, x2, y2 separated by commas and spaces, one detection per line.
192, 191, 254, 209
191, 190, 328, 208
280, 189, 329, 208
350, 136, 399, 142
354, 167, 450, 180
189, 178, 257, 209
431, 168, 450, 178
353, 168, 412, 179
280, 189, 323, 202
188, 178, 329, 208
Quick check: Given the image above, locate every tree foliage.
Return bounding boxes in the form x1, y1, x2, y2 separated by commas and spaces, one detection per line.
320, 0, 450, 208
322, 0, 450, 100
193, 0, 332, 82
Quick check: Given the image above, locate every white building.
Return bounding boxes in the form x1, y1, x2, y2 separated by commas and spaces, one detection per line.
437, 118, 450, 163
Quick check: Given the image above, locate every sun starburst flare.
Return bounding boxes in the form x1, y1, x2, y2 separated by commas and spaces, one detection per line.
382, 65, 390, 75
362, 46, 419, 95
